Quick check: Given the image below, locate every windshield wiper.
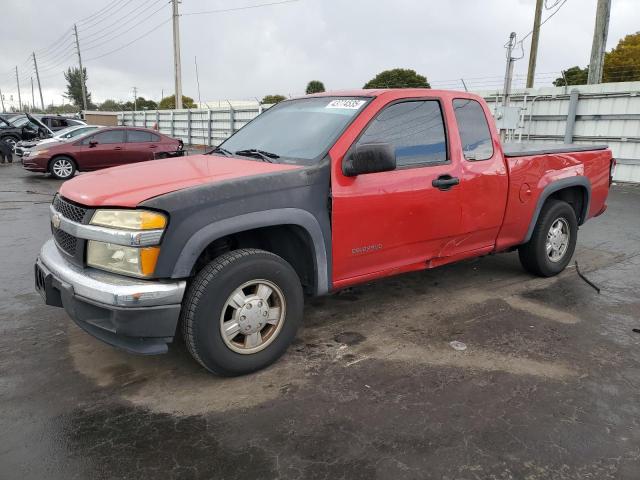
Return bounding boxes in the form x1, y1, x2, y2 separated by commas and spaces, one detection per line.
235, 148, 279, 163
208, 146, 233, 157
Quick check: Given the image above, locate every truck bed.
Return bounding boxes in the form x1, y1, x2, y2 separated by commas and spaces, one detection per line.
502, 142, 608, 158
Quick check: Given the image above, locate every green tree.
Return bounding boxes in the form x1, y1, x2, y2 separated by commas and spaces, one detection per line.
122, 97, 158, 111
99, 99, 124, 111
261, 94, 287, 104
603, 32, 640, 83
553, 66, 589, 86
305, 80, 325, 94
158, 94, 196, 109
363, 68, 430, 89
64, 67, 91, 107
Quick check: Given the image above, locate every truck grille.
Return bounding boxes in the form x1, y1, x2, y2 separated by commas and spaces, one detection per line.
52, 195, 89, 259
53, 195, 88, 223
54, 228, 78, 256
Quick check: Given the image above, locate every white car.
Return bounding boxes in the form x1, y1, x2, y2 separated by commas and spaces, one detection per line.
15, 125, 100, 157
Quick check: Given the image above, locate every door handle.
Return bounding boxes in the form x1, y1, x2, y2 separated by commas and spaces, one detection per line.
432, 174, 460, 190
113, 146, 122, 150
149, 144, 158, 148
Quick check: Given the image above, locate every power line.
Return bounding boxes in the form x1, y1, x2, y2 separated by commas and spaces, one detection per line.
82, 0, 170, 51
182, 0, 302, 16
80, 0, 166, 42
84, 17, 172, 62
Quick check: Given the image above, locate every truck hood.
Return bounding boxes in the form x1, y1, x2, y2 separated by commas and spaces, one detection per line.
59, 154, 302, 207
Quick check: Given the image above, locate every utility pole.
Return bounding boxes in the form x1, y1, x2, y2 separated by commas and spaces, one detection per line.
503, 32, 517, 107
172, 0, 183, 109
501, 32, 517, 142
133, 86, 138, 111
0, 88, 5, 112
15, 66, 22, 112
587, 0, 611, 84
526, 0, 544, 88
195, 56, 202, 107
73, 24, 88, 111
32, 52, 45, 110
31, 77, 35, 111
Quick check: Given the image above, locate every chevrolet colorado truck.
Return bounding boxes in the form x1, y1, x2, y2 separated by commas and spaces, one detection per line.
35, 89, 614, 376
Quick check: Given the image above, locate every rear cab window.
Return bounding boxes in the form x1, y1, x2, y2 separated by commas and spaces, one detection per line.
356, 100, 448, 168
452, 99, 494, 161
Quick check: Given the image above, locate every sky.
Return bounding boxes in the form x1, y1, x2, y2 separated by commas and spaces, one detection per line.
0, 0, 638, 108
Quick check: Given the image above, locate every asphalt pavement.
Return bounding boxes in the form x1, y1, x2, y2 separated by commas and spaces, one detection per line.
1, 162, 639, 479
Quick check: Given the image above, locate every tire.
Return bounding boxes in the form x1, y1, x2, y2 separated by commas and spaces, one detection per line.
49, 156, 77, 180
518, 199, 578, 277
181, 248, 303, 376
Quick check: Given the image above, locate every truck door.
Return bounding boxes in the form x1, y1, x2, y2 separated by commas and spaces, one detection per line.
450, 98, 509, 253
331, 98, 464, 287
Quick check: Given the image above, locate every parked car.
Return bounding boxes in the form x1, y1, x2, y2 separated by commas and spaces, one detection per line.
22, 126, 183, 179
35, 89, 614, 376
15, 124, 100, 157
0, 114, 52, 149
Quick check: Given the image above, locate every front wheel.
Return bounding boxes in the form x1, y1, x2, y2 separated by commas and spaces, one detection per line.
49, 156, 77, 180
181, 249, 303, 376
518, 199, 578, 277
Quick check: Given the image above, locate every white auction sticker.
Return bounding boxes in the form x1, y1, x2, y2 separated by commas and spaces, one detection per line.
325, 99, 366, 109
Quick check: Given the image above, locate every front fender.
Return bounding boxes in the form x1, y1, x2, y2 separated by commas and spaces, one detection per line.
170, 208, 330, 295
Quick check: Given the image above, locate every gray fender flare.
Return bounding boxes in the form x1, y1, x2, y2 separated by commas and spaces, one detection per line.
523, 176, 591, 243
171, 208, 330, 295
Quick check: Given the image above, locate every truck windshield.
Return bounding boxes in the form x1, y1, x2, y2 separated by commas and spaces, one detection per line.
219, 97, 369, 164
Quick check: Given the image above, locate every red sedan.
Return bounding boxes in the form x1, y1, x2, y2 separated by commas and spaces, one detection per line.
22, 127, 183, 179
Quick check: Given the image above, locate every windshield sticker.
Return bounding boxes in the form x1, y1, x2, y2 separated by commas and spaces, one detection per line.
325, 99, 366, 110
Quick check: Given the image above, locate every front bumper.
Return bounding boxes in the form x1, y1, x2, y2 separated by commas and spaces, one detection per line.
36, 239, 186, 354
22, 154, 48, 172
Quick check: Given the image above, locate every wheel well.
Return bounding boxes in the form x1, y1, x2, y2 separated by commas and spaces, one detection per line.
48, 155, 77, 172
193, 225, 317, 295
547, 186, 587, 224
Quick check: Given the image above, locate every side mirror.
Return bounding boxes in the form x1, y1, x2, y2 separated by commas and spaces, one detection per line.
343, 142, 396, 177
89, 140, 98, 147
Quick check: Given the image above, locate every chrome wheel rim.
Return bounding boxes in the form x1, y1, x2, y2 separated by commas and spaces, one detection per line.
219, 279, 286, 354
53, 159, 73, 178
4, 138, 17, 150
546, 217, 570, 263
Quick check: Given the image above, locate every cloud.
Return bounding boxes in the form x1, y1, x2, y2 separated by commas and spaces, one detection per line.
1, 0, 637, 107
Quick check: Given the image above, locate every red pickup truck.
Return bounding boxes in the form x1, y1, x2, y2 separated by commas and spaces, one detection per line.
35, 89, 614, 376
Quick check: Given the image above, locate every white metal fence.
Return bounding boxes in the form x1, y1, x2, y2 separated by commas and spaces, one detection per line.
117, 82, 640, 182
481, 81, 640, 183
118, 105, 266, 147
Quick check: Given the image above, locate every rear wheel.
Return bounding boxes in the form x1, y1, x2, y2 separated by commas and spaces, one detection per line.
518, 199, 577, 277
181, 249, 303, 376
49, 156, 76, 180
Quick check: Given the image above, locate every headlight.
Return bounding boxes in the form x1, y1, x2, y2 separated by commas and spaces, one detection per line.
87, 209, 167, 277
32, 149, 48, 157
87, 241, 160, 278
91, 209, 167, 230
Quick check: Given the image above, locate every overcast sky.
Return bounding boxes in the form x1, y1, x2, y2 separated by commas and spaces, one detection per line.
1, 0, 637, 107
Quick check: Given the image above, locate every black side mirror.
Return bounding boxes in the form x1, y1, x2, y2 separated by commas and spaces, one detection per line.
343, 142, 396, 177
89, 140, 98, 147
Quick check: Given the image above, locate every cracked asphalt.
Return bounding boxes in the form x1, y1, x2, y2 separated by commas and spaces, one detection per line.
1, 161, 639, 479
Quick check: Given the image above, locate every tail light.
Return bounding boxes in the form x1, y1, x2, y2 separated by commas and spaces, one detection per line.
609, 158, 616, 186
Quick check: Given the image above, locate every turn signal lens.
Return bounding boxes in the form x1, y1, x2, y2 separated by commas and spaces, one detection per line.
91, 210, 167, 230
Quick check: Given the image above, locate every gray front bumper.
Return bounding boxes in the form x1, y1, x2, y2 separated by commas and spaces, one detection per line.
36, 239, 187, 354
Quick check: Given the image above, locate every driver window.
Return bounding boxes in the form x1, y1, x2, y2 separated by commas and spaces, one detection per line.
356, 100, 448, 168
